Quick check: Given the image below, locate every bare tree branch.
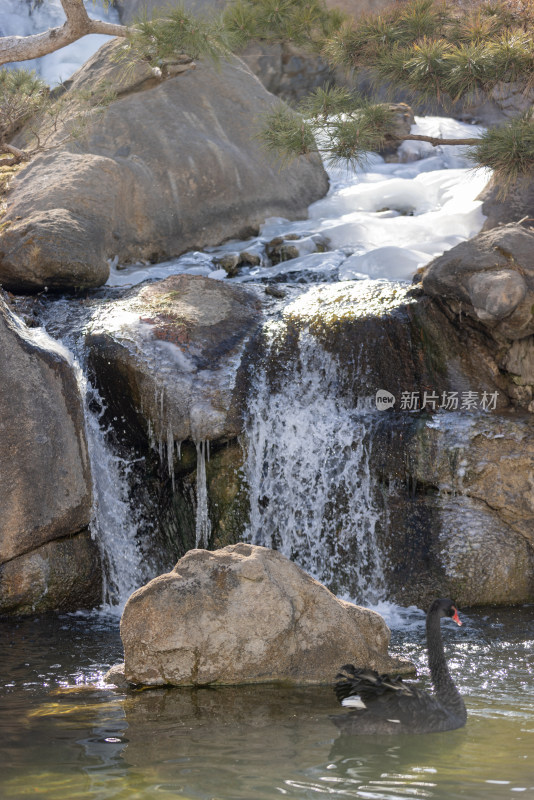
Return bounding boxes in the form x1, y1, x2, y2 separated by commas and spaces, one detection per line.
0, 0, 129, 66
403, 134, 480, 147
3, 144, 28, 159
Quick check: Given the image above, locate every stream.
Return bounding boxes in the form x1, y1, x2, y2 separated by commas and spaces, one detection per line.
1, 2, 533, 797
1, 131, 533, 796
1, 605, 533, 800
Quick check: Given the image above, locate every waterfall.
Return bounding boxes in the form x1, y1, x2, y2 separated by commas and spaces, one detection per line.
28, 299, 153, 612
82, 376, 147, 611
243, 319, 387, 604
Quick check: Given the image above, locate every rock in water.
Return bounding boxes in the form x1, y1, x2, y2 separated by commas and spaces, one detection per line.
0, 297, 101, 615
0, 42, 328, 293
119, 543, 413, 686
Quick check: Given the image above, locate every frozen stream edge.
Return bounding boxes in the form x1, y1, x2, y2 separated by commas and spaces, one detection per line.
108, 116, 492, 289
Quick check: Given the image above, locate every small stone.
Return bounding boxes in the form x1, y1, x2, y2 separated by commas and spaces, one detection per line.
239, 250, 262, 267
279, 244, 299, 261
214, 253, 240, 277
104, 663, 135, 689
266, 237, 284, 248
264, 285, 286, 299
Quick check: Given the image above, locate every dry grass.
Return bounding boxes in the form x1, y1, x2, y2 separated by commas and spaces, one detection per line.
0, 163, 22, 226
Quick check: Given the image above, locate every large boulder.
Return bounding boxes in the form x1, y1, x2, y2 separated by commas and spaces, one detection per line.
0, 42, 328, 293
118, 543, 413, 686
421, 224, 534, 409
0, 531, 102, 615
422, 224, 534, 341
0, 296, 100, 615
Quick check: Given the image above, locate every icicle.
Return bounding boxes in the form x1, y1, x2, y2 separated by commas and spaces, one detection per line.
167, 424, 175, 492
195, 440, 212, 549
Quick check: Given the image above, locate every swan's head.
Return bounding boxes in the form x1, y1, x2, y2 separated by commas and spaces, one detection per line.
430, 598, 462, 626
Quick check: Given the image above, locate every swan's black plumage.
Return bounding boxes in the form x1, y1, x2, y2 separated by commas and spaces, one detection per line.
332, 598, 466, 735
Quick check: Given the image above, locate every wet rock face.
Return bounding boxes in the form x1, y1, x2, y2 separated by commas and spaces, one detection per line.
0, 42, 328, 293
280, 281, 506, 407
375, 414, 534, 607
119, 543, 413, 686
0, 297, 100, 615
86, 274, 263, 444
85, 275, 260, 564
249, 281, 533, 607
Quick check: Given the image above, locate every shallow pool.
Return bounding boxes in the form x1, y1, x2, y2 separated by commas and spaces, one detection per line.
1, 605, 533, 800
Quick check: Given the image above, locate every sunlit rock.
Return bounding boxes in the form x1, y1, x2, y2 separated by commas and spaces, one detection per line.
479, 175, 534, 231
118, 543, 414, 686
0, 297, 100, 615
422, 224, 534, 408
422, 224, 534, 337
0, 41, 328, 293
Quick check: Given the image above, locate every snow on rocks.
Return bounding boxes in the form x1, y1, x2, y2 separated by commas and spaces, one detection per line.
107, 117, 491, 288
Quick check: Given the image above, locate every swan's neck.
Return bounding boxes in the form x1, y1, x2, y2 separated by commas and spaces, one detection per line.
426, 614, 466, 721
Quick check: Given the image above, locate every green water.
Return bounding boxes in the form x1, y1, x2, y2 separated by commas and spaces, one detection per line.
1, 606, 533, 800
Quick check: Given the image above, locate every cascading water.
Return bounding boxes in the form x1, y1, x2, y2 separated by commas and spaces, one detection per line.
243, 318, 387, 603
27, 298, 155, 611
1, 0, 495, 614
82, 378, 147, 610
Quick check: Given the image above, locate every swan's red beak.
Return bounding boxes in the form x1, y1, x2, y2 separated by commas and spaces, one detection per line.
452, 607, 462, 626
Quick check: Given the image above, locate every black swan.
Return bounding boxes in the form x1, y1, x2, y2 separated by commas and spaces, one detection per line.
332, 598, 466, 735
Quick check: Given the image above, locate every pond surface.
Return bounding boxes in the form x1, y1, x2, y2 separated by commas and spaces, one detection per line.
1, 605, 533, 800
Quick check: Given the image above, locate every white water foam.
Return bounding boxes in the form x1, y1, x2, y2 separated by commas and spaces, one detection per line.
243, 322, 387, 603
